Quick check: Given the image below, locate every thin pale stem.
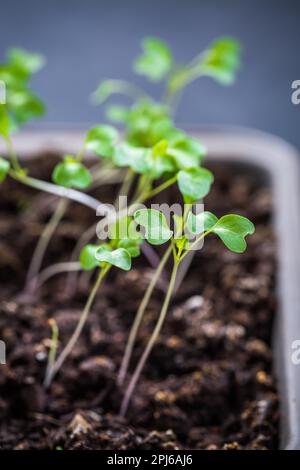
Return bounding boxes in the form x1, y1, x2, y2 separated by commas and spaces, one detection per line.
92, 79, 149, 104
117, 244, 172, 386
10, 170, 103, 211
115, 169, 134, 206
119, 260, 179, 417
44, 266, 109, 388
65, 224, 97, 296
27, 261, 81, 294
26, 198, 69, 285
45, 320, 59, 380
145, 176, 177, 200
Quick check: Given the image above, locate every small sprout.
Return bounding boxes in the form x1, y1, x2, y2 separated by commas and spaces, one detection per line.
177, 167, 214, 203
167, 36, 241, 96
134, 208, 173, 245
0, 157, 10, 182
52, 155, 92, 189
85, 125, 118, 157
200, 37, 241, 86
95, 246, 132, 271
134, 37, 173, 82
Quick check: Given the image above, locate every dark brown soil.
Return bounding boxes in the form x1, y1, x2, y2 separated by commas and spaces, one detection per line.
0, 156, 279, 450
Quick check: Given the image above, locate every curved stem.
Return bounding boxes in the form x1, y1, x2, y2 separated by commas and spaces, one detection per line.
118, 245, 172, 387
119, 260, 179, 417
10, 170, 103, 211
27, 261, 81, 294
92, 79, 149, 104
26, 198, 69, 285
45, 320, 59, 382
44, 266, 109, 388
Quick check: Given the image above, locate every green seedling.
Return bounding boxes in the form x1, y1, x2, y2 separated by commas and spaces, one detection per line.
0, 39, 249, 423
44, 218, 142, 387
26, 124, 118, 287
67, 35, 241, 290
119, 207, 254, 416
93, 36, 241, 120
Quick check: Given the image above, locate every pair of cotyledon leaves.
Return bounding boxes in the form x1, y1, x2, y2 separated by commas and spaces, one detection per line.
0, 48, 45, 136
80, 215, 143, 271
52, 125, 118, 189
80, 238, 141, 272
79, 208, 254, 274
134, 208, 255, 254
134, 36, 241, 86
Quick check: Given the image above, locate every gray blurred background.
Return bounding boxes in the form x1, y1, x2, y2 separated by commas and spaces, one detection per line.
1, 0, 300, 147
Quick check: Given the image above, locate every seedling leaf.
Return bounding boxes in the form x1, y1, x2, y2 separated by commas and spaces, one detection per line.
80, 244, 102, 270
167, 136, 206, 169
52, 155, 92, 189
96, 246, 132, 271
201, 37, 241, 85
211, 214, 255, 253
85, 125, 118, 157
134, 37, 173, 82
113, 142, 151, 174
187, 211, 218, 235
7, 48, 45, 75
134, 208, 173, 245
177, 167, 214, 203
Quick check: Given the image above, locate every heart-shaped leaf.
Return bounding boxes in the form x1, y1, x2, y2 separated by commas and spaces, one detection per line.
0, 157, 10, 183
201, 37, 241, 85
113, 142, 151, 174
167, 136, 206, 169
187, 211, 218, 235
80, 244, 103, 270
134, 37, 173, 82
95, 246, 132, 271
177, 167, 214, 203
134, 209, 173, 245
210, 214, 255, 253
85, 125, 118, 157
52, 155, 92, 189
